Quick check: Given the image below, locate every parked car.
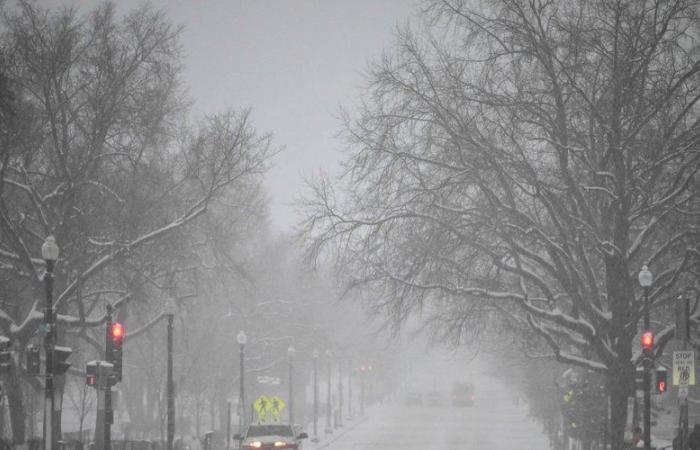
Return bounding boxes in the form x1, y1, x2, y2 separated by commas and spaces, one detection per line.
234, 424, 307, 450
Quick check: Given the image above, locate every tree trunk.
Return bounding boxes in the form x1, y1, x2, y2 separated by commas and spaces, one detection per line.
5, 367, 26, 444
609, 364, 632, 450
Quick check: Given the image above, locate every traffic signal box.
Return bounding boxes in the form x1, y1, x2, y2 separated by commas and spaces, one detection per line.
53, 346, 72, 375
0, 336, 11, 372
26, 345, 41, 375
109, 322, 124, 382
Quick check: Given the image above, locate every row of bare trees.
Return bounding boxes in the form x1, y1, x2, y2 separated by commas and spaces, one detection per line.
0, 1, 276, 444
302, 1, 700, 448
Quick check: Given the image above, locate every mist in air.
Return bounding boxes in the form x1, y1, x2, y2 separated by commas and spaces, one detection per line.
2, 1, 697, 450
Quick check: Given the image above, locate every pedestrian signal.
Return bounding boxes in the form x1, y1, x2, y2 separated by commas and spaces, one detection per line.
656, 368, 668, 393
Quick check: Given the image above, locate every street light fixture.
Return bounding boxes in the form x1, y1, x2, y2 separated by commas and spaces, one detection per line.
312, 349, 319, 442
41, 236, 59, 450
638, 265, 653, 450
237, 331, 247, 428
288, 346, 296, 424
165, 298, 177, 450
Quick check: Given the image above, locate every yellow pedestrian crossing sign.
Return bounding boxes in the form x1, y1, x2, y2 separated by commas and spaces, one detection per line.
270, 396, 286, 417
253, 395, 286, 423
253, 396, 271, 422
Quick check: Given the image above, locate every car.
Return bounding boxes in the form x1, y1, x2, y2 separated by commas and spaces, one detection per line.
405, 390, 423, 406
451, 382, 475, 406
425, 389, 443, 406
234, 424, 308, 449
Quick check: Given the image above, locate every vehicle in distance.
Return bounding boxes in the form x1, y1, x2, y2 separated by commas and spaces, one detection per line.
425, 389, 443, 406
234, 424, 308, 449
451, 382, 475, 406
405, 389, 423, 406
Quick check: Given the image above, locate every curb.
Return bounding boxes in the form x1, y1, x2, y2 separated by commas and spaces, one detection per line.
312, 415, 369, 449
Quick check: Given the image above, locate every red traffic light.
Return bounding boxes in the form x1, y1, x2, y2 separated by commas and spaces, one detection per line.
87, 374, 97, 386
641, 331, 654, 350
111, 323, 124, 341
658, 380, 666, 393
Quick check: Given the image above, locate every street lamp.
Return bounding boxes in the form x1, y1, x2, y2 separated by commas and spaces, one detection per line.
337, 358, 343, 428
638, 265, 653, 450
237, 331, 247, 428
325, 350, 333, 434
41, 235, 59, 450
288, 346, 296, 424
165, 298, 177, 450
312, 349, 319, 442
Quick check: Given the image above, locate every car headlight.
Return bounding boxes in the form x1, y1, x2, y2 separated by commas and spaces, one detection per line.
274, 442, 289, 447
249, 442, 263, 448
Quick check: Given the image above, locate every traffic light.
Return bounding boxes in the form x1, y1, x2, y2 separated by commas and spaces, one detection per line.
109, 322, 124, 382
53, 345, 72, 375
656, 368, 668, 393
26, 345, 41, 375
0, 336, 11, 372
641, 331, 654, 351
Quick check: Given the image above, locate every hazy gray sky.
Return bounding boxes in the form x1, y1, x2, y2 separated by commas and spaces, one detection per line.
75, 0, 415, 232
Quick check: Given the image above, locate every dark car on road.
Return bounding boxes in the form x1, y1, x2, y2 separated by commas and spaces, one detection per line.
451, 382, 475, 406
234, 424, 308, 450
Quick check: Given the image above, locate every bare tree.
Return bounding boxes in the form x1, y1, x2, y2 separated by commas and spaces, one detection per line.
0, 2, 273, 443
303, 0, 700, 448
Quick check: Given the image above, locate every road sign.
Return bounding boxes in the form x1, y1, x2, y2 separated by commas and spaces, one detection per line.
673, 351, 695, 386
253, 395, 271, 422
270, 396, 286, 417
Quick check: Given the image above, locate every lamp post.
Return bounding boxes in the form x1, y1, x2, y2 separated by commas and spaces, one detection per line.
347, 356, 352, 420
41, 236, 59, 450
165, 298, 177, 450
288, 346, 296, 424
337, 358, 343, 428
638, 265, 653, 450
237, 331, 247, 428
312, 349, 319, 442
325, 350, 332, 435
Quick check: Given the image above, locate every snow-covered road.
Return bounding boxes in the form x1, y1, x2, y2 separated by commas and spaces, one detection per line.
310, 380, 550, 449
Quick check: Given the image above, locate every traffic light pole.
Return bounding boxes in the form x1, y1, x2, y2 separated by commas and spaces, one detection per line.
679, 292, 690, 450
312, 356, 318, 441
104, 305, 113, 450
643, 286, 651, 450
43, 261, 55, 450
